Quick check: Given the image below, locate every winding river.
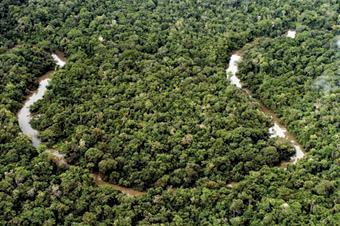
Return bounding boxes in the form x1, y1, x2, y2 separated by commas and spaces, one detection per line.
17, 52, 145, 196
18, 30, 304, 195
226, 30, 305, 165
18, 72, 53, 148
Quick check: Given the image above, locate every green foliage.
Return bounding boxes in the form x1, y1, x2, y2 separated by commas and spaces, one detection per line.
0, 0, 338, 225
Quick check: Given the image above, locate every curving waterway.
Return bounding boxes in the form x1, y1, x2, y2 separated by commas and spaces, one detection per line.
18, 72, 53, 148
17, 52, 145, 196
226, 30, 305, 165
18, 52, 66, 147
18, 30, 304, 194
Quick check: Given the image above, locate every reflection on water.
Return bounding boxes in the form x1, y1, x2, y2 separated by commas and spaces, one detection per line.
269, 122, 287, 138
52, 53, 66, 67
287, 30, 296, 38
226, 54, 242, 88
291, 143, 304, 163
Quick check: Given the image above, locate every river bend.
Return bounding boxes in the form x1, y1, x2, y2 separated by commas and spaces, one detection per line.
17, 52, 145, 196
226, 30, 305, 165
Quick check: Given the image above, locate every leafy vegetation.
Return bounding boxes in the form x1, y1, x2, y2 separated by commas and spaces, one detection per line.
0, 0, 338, 225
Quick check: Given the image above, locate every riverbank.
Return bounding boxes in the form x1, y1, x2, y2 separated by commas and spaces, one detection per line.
225, 30, 305, 167
17, 52, 145, 196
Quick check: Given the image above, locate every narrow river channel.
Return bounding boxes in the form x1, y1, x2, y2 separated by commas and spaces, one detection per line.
17, 52, 145, 196
226, 30, 305, 165
18, 72, 53, 148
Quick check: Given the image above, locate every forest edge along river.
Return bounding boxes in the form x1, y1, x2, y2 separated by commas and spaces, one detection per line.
226, 30, 305, 167
17, 52, 146, 196
17, 30, 304, 195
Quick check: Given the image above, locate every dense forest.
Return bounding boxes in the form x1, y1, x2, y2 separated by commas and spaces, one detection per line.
0, 0, 339, 225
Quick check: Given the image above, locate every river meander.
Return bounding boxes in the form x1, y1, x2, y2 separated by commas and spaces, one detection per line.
17, 30, 305, 194
17, 52, 145, 196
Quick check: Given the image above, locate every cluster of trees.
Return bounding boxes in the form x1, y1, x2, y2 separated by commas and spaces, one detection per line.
0, 0, 338, 224
0, 46, 54, 111
128, 162, 338, 225
0, 0, 24, 48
